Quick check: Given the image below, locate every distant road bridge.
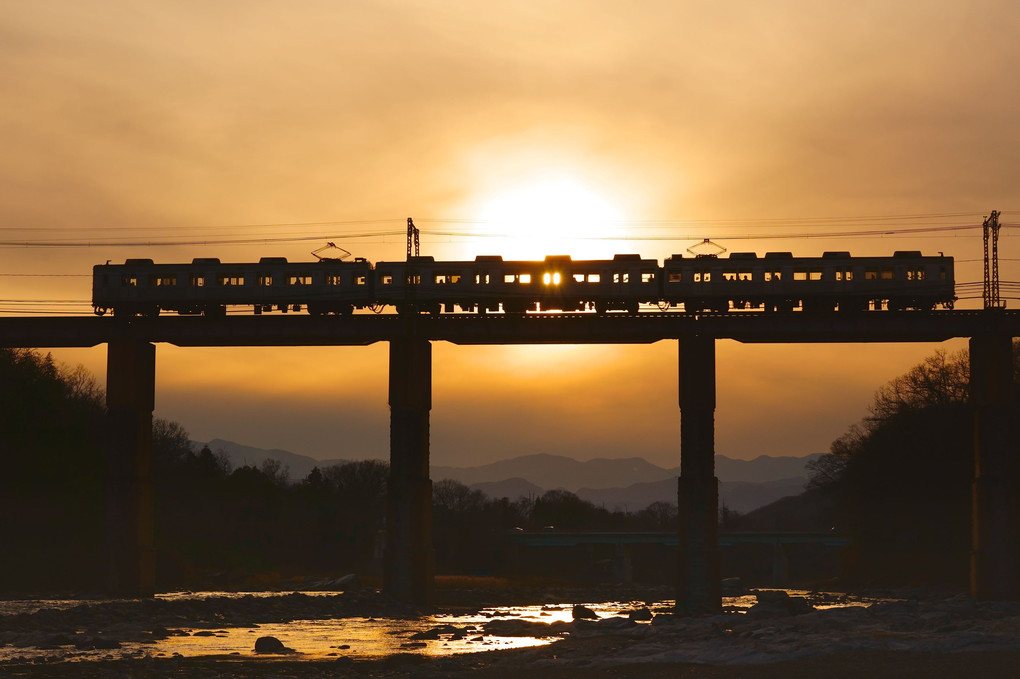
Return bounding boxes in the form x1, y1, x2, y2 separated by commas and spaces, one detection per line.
508, 530, 853, 588
1, 309, 1017, 609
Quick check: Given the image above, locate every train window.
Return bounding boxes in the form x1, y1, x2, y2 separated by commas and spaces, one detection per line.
434, 274, 448, 284
218, 274, 244, 286
694, 272, 711, 283
738, 270, 752, 281
906, 268, 925, 281
793, 270, 807, 281
940, 268, 947, 281
406, 274, 421, 285
288, 275, 312, 286
865, 268, 878, 280
474, 273, 490, 285
121, 275, 138, 287
810, 270, 822, 281
722, 271, 737, 281
434, 273, 461, 284
573, 274, 585, 283
504, 274, 515, 283
588, 273, 601, 283
356, 275, 367, 285
520, 273, 532, 284
881, 268, 894, 280
613, 272, 630, 284
189, 275, 205, 287
668, 272, 682, 282
641, 271, 655, 283
257, 274, 273, 286
834, 269, 853, 281
764, 270, 781, 282
378, 273, 392, 285
148, 275, 176, 287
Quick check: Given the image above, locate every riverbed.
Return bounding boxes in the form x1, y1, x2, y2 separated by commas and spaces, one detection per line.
2, 585, 1018, 676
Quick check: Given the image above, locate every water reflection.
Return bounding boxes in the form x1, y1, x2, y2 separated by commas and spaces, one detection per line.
155, 601, 656, 659
0, 591, 888, 663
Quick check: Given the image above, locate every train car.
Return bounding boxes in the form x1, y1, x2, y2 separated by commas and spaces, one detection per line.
92, 257, 376, 316
92, 250, 955, 317
373, 256, 488, 314
371, 254, 660, 314
661, 251, 955, 312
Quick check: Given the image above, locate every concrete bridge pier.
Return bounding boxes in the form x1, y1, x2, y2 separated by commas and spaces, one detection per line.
677, 334, 721, 613
969, 333, 1018, 600
104, 339, 156, 597
384, 337, 435, 605
771, 540, 791, 588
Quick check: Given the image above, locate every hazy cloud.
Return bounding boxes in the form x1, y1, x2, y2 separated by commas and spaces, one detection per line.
1, 1, 1014, 464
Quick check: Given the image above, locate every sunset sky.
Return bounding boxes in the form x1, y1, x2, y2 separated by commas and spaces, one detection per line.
1, 1, 1018, 469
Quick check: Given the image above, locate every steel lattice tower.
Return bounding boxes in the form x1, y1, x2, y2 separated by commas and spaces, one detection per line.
983, 210, 1003, 309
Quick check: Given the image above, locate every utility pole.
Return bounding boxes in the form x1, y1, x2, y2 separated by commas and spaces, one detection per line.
983, 210, 1004, 309
406, 217, 420, 260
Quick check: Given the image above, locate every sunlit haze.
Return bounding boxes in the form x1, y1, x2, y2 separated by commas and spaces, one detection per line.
2, 1, 1018, 468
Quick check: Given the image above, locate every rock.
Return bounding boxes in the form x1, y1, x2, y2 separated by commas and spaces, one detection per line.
253, 635, 295, 654
628, 607, 654, 622
572, 604, 599, 620
72, 635, 121, 651
747, 590, 815, 617
409, 624, 466, 640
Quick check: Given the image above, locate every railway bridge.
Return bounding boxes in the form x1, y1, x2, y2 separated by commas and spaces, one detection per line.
1, 309, 1018, 610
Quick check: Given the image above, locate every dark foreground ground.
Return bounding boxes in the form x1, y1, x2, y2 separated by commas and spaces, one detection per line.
4, 646, 1020, 678
2, 582, 1019, 678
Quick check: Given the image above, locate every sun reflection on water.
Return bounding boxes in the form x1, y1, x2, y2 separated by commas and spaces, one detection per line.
0, 591, 896, 663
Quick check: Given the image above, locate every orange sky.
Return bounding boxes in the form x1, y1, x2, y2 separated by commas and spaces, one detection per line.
1, 1, 1017, 467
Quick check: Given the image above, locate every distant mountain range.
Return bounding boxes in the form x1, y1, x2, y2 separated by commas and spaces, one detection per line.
196, 438, 821, 514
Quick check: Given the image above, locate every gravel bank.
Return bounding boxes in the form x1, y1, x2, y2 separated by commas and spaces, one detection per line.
1, 586, 1018, 677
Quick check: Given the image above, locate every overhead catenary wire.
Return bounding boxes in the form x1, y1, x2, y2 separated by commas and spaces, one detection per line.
0, 223, 1014, 249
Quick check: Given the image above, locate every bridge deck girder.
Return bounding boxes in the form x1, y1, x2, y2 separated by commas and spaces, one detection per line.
1, 310, 1017, 349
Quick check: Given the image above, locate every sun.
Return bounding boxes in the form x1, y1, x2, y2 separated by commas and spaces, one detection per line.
472, 175, 624, 260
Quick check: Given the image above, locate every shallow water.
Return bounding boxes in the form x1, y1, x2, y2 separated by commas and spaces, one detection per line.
0, 590, 885, 663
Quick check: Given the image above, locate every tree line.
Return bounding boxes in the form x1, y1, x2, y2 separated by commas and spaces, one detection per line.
3, 343, 1015, 592
732, 342, 1020, 589
0, 348, 675, 591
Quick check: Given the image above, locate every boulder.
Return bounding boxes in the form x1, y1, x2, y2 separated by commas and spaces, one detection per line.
628, 607, 654, 622
254, 635, 295, 654
747, 590, 815, 618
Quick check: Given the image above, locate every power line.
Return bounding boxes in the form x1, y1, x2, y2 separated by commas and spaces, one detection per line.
1, 224, 1008, 249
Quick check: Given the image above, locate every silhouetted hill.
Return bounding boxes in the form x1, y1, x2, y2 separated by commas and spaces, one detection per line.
468, 477, 545, 501
732, 487, 836, 532
714, 454, 823, 483
431, 454, 671, 491
195, 439, 347, 481
576, 477, 809, 514
197, 439, 821, 513
433, 452, 821, 490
